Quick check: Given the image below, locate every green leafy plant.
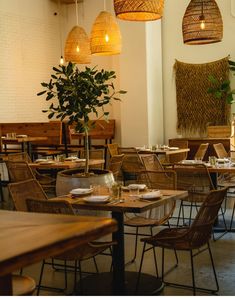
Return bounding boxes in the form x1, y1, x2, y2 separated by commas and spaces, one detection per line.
37, 62, 126, 174
208, 60, 235, 104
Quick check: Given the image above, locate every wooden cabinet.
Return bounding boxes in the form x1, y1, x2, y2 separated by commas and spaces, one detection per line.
169, 138, 231, 161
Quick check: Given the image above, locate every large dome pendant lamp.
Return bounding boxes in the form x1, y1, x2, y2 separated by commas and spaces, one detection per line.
182, 0, 223, 45
90, 0, 122, 56
113, 0, 164, 21
64, 0, 91, 64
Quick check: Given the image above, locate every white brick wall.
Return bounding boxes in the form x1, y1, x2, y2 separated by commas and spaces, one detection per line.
0, 0, 61, 122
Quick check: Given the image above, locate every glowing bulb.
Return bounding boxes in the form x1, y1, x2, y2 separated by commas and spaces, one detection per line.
60, 56, 64, 65
199, 15, 205, 30
76, 45, 80, 53
200, 20, 206, 30
105, 34, 109, 43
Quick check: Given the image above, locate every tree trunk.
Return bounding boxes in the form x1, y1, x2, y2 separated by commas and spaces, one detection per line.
84, 129, 89, 174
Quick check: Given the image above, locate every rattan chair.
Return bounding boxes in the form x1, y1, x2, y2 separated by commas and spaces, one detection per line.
168, 140, 189, 163
124, 170, 177, 264
6, 160, 56, 194
194, 143, 209, 161
8, 178, 47, 211
140, 154, 164, 171
107, 143, 119, 157
107, 154, 124, 180
118, 147, 145, 184
173, 163, 216, 226
136, 187, 228, 295
26, 198, 115, 295
80, 149, 105, 169
213, 143, 235, 232
213, 143, 229, 159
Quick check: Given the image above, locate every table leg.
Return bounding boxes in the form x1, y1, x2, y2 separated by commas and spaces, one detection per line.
112, 211, 126, 294
0, 274, 13, 295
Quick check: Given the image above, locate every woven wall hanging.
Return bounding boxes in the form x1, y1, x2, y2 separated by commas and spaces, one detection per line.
174, 57, 230, 136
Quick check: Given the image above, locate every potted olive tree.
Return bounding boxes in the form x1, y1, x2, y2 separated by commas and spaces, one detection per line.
37, 62, 126, 177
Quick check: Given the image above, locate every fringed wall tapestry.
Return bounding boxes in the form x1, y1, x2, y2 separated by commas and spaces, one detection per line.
174, 57, 230, 136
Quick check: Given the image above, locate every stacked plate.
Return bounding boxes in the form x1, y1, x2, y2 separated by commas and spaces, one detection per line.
70, 188, 93, 197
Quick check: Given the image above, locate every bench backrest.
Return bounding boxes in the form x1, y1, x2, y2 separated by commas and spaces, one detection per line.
0, 121, 62, 146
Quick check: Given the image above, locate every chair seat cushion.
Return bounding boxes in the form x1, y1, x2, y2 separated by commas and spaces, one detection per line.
13, 274, 36, 296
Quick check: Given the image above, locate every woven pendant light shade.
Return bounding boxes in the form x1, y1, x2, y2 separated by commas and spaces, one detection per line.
90, 11, 122, 56
182, 0, 223, 45
113, 0, 164, 21
64, 25, 91, 64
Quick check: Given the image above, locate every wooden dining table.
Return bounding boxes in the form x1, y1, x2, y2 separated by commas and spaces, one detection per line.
0, 210, 117, 295
52, 188, 188, 295
29, 159, 105, 170
137, 147, 190, 162
2, 136, 48, 159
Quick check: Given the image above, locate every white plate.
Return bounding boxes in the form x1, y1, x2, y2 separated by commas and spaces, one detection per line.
65, 156, 78, 161
39, 161, 54, 165
127, 184, 146, 190
169, 147, 179, 150
70, 188, 93, 196
83, 195, 110, 203
181, 160, 196, 164
35, 159, 48, 163
140, 191, 162, 200
16, 134, 28, 138
217, 158, 229, 163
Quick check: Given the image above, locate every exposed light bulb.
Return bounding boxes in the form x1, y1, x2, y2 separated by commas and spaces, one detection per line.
199, 15, 206, 30
76, 45, 80, 53
60, 56, 64, 65
105, 33, 109, 43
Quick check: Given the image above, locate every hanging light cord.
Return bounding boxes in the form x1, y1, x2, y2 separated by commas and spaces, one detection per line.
103, 0, 106, 11
58, 0, 64, 62
75, 0, 79, 26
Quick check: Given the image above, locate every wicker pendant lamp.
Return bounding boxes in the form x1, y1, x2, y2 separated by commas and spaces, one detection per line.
182, 0, 223, 45
113, 0, 164, 21
90, 10, 122, 56
64, 0, 91, 63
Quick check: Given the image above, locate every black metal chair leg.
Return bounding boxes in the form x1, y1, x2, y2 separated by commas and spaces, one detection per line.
93, 256, 99, 273
229, 201, 235, 230
64, 260, 68, 290
207, 242, 219, 292
135, 241, 147, 294
162, 247, 165, 282
190, 250, 196, 295
37, 260, 45, 295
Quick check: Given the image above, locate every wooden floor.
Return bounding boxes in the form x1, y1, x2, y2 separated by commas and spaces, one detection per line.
1, 187, 235, 296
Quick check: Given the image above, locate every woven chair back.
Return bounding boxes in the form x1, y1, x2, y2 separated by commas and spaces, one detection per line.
26, 198, 75, 215
108, 154, 124, 180
80, 149, 105, 169
213, 143, 229, 159
118, 147, 145, 174
189, 187, 227, 248
137, 170, 177, 224
194, 143, 209, 161
107, 143, 119, 157
173, 163, 214, 203
7, 161, 35, 182
168, 140, 189, 163
141, 154, 164, 171
7, 152, 32, 163
8, 178, 47, 211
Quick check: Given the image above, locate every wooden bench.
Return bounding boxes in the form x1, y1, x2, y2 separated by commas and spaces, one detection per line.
69, 119, 115, 166
69, 119, 115, 145
0, 121, 64, 158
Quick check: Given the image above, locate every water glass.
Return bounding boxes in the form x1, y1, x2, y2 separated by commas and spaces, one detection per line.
129, 186, 139, 197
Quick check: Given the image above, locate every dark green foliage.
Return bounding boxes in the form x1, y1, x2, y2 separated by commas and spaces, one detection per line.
37, 62, 127, 133
208, 60, 235, 104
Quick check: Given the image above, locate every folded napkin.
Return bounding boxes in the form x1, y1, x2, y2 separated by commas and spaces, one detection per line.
141, 191, 161, 199
70, 188, 93, 195
128, 184, 146, 190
